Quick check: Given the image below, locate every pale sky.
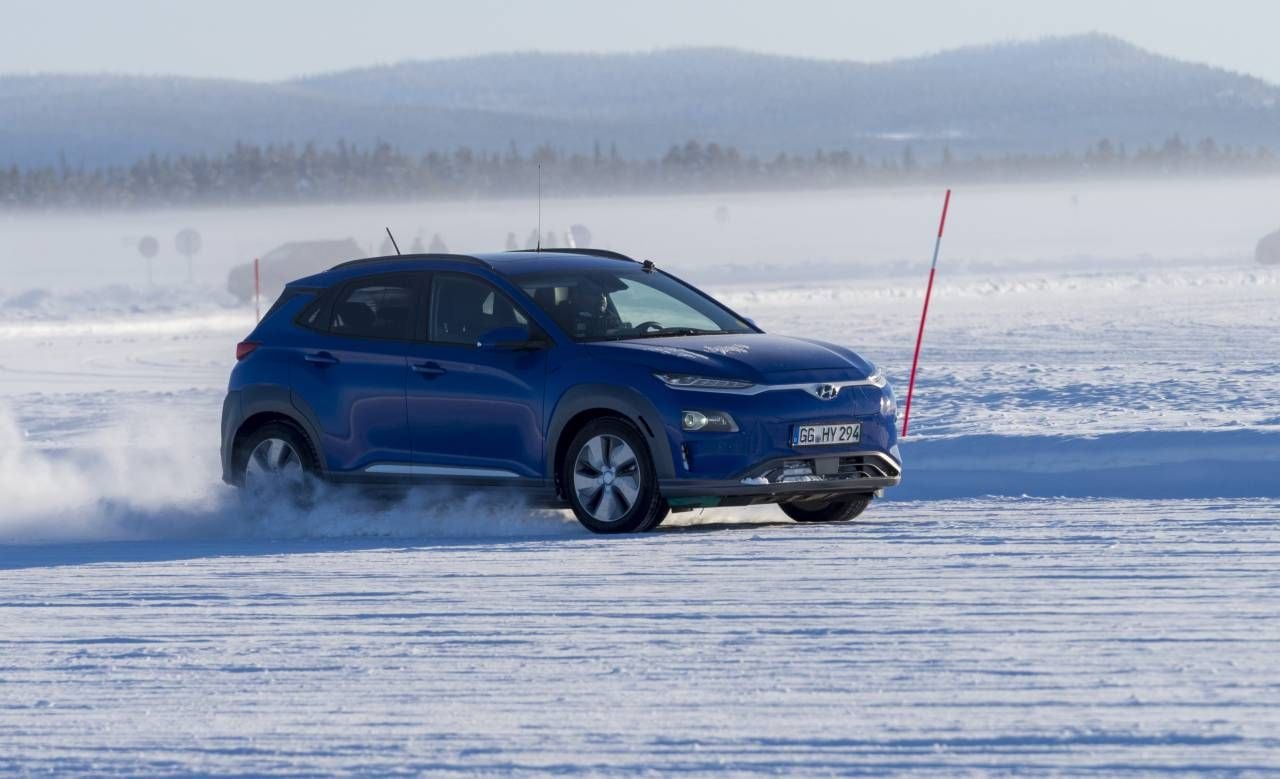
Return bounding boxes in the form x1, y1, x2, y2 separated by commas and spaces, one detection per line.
2, 0, 1278, 84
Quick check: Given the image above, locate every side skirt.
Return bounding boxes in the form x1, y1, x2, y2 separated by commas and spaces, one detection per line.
324, 466, 565, 508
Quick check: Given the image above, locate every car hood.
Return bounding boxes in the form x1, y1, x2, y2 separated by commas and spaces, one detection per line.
585, 333, 875, 383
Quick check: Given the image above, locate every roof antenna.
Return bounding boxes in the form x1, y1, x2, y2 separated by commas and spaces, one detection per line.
385, 226, 401, 256
536, 162, 542, 252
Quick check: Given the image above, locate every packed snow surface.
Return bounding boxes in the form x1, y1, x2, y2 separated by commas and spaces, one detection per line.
1, 181, 1277, 773
4, 499, 1278, 774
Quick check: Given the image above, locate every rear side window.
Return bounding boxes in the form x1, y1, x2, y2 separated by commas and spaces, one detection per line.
430, 274, 527, 345
296, 295, 327, 330
330, 280, 416, 340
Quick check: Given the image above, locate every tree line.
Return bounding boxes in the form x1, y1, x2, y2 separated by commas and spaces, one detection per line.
1, 136, 1275, 210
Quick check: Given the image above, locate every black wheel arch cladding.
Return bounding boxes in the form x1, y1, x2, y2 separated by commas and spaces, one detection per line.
546, 384, 676, 482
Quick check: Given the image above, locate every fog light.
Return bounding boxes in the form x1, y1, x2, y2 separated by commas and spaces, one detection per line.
682, 411, 707, 430
681, 410, 738, 432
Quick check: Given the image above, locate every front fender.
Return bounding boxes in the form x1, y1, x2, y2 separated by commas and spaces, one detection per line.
545, 384, 677, 481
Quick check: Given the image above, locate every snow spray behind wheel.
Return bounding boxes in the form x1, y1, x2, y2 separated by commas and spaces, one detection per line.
901, 189, 951, 438
0, 405, 579, 545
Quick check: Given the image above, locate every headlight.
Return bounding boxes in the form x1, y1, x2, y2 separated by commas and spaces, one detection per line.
867, 367, 887, 388
655, 373, 755, 390
681, 410, 739, 432
880, 387, 896, 416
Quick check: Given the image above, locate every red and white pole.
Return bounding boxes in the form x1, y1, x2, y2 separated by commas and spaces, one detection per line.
253, 257, 261, 323
900, 189, 951, 438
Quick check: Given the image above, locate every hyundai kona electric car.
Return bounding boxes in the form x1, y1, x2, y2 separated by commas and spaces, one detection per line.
222, 249, 902, 533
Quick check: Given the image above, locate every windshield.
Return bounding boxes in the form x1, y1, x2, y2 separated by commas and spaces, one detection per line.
510, 268, 754, 342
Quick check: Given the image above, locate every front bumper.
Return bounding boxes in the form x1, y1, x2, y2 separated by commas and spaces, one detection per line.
662, 376, 898, 479
660, 449, 902, 507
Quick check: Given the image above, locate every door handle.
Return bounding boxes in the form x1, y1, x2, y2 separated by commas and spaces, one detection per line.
411, 362, 446, 376
304, 351, 339, 365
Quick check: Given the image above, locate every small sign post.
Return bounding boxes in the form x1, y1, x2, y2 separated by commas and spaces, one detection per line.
175, 227, 203, 282
137, 235, 159, 285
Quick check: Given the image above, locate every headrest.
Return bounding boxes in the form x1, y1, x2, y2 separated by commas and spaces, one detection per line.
334, 301, 375, 331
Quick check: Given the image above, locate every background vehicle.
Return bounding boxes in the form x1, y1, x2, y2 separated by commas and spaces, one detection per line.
226, 239, 363, 302
222, 249, 902, 532
1257, 228, 1280, 266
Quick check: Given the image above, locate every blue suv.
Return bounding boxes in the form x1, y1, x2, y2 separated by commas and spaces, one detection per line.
222, 249, 902, 533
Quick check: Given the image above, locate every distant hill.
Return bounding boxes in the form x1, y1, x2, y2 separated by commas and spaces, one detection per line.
0, 74, 598, 168
4, 34, 1280, 168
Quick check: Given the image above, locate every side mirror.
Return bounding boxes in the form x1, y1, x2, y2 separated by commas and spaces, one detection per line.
744, 317, 760, 331
476, 325, 537, 350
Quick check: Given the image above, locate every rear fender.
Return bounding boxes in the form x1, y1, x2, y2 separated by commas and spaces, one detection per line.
221, 384, 327, 482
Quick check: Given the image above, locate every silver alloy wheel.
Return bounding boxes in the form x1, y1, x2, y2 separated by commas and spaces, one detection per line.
244, 437, 306, 495
573, 433, 641, 523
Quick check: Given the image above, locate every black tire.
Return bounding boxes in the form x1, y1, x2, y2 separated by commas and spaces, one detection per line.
234, 421, 321, 507
562, 418, 666, 534
645, 498, 671, 532
779, 495, 872, 523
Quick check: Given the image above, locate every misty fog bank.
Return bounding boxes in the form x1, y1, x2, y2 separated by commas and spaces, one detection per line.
1, 178, 1277, 299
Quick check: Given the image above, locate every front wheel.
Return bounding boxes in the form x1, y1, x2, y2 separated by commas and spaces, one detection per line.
563, 418, 667, 534
779, 495, 872, 523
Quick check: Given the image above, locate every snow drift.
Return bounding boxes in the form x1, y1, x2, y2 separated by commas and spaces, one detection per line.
897, 429, 1280, 499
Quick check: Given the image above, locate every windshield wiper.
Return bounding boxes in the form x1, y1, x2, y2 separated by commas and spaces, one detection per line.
630, 327, 721, 339
581, 327, 738, 342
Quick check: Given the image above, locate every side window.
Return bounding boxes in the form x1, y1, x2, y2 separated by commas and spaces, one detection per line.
430, 275, 527, 346
329, 279, 416, 339
295, 294, 327, 331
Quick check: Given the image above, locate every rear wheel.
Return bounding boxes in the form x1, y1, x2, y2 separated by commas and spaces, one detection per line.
779, 495, 872, 523
563, 419, 667, 534
236, 422, 319, 507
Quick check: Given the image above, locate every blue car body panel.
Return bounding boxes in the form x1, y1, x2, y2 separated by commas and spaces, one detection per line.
221, 251, 902, 505
291, 332, 410, 473
404, 339, 548, 478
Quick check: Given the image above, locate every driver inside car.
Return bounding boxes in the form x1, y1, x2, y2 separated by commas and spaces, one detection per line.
552, 282, 624, 339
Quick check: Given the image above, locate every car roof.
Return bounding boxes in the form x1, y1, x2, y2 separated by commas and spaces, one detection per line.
288, 249, 643, 288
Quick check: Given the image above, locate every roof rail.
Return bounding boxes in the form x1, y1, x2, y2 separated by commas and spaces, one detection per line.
511, 248, 638, 263
328, 253, 490, 272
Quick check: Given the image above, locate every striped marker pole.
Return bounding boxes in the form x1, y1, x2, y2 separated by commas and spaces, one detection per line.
900, 189, 951, 438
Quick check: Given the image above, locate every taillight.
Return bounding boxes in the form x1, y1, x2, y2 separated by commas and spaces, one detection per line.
235, 341, 259, 361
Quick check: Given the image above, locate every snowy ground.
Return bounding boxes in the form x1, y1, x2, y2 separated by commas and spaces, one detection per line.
1, 181, 1278, 773
4, 499, 1279, 775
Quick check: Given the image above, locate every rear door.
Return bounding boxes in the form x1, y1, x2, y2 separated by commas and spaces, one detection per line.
404, 272, 548, 479
288, 274, 418, 473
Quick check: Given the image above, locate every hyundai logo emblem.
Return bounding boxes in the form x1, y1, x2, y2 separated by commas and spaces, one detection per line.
814, 384, 839, 400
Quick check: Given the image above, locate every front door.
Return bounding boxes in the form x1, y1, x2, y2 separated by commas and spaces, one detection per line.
404, 272, 548, 479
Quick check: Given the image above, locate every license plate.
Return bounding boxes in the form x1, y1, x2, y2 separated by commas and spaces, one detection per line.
793, 422, 860, 447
